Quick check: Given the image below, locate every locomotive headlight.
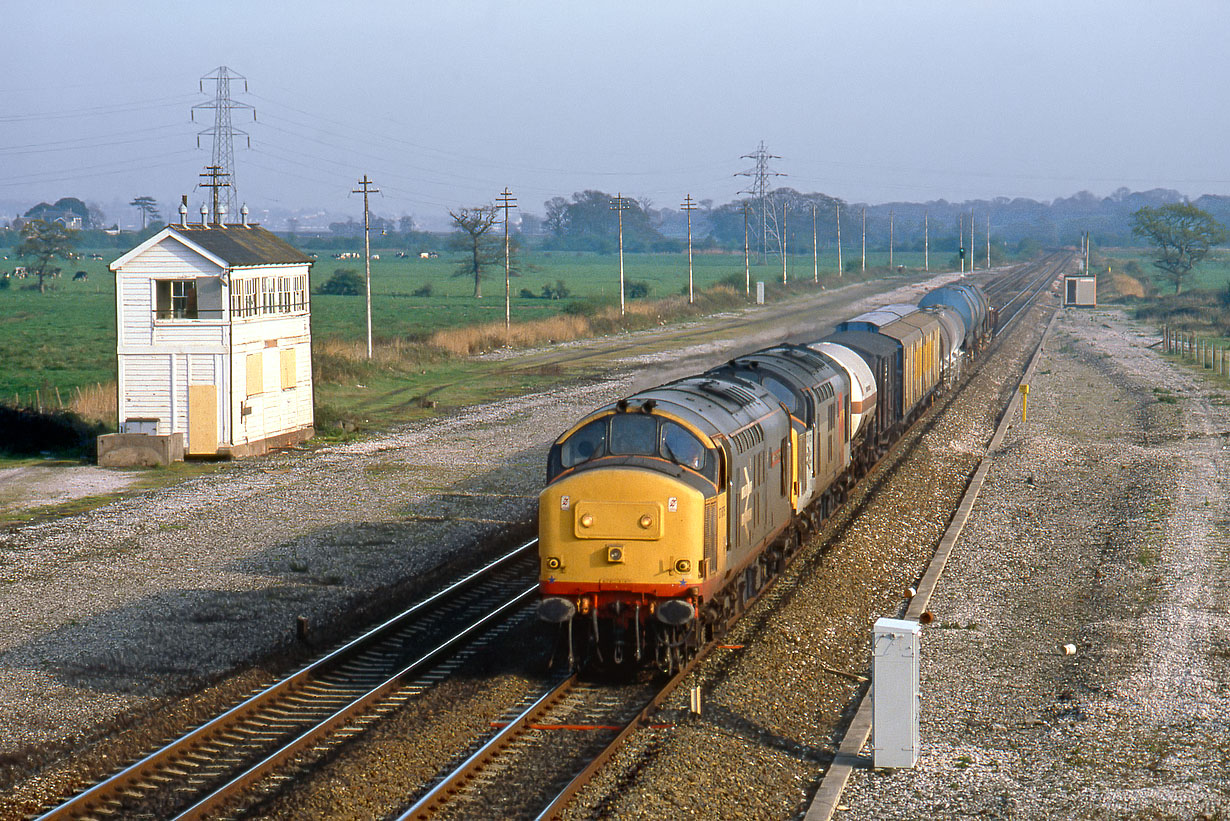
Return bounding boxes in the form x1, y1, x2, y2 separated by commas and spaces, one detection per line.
675, 559, 692, 574
607, 546, 624, 563
546, 556, 562, 570
579, 513, 594, 528
638, 514, 653, 529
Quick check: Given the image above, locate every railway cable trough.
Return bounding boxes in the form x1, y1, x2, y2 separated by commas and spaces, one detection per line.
7, 256, 1138, 820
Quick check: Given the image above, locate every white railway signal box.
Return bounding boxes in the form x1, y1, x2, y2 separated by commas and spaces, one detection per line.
872, 617, 921, 768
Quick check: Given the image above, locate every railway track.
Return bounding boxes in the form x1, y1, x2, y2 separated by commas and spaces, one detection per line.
34, 544, 541, 821
33, 254, 1071, 821
388, 252, 1073, 820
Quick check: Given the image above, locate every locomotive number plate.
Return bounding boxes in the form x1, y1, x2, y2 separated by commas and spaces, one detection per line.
560, 495, 570, 510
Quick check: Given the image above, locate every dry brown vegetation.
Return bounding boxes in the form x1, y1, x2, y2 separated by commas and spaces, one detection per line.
69, 382, 116, 426
318, 284, 752, 368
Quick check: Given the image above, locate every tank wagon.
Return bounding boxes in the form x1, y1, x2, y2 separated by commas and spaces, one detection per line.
537, 282, 993, 672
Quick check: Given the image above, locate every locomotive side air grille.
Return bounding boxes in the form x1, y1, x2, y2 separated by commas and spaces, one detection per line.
703, 498, 718, 577
730, 423, 766, 454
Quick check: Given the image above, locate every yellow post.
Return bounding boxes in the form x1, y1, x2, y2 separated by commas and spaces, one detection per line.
1019, 383, 1029, 423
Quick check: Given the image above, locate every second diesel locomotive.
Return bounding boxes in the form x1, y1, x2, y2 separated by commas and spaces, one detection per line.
537, 281, 993, 671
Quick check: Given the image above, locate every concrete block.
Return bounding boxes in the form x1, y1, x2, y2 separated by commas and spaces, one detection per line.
97, 432, 184, 467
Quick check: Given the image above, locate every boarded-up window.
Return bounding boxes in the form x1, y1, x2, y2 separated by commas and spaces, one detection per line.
280, 348, 296, 390
246, 352, 263, 397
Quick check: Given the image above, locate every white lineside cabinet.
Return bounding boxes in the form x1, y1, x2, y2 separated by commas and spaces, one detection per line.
872, 617, 921, 768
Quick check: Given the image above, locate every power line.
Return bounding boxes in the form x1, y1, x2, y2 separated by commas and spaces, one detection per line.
735, 140, 785, 262
192, 66, 254, 220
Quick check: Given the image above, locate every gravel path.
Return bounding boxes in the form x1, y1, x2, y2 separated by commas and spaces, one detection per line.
839, 308, 1230, 818
0, 272, 967, 811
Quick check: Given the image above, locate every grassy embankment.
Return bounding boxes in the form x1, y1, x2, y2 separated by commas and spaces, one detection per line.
1096, 248, 1230, 381
0, 248, 931, 444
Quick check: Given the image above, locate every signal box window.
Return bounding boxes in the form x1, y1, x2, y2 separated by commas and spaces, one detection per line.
155, 280, 198, 319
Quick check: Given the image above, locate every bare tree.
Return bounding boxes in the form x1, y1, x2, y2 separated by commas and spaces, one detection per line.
448, 206, 500, 298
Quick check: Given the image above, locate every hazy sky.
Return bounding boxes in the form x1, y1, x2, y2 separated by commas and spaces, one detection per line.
3, 1, 1228, 228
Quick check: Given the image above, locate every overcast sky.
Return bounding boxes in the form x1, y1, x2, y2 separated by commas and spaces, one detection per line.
2, 1, 1227, 228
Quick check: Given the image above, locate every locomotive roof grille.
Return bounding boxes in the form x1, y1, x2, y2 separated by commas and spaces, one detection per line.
697, 379, 757, 406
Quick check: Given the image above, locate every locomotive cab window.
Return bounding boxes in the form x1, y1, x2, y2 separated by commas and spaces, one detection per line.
560, 418, 607, 468
661, 421, 704, 470
610, 413, 657, 455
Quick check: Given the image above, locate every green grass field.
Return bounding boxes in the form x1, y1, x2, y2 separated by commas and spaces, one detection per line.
0, 247, 933, 405
1100, 246, 1230, 293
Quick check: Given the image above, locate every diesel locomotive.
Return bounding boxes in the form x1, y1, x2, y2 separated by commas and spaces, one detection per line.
537, 282, 993, 672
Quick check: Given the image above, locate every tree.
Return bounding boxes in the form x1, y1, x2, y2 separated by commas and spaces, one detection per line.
398, 215, 415, 234
1131, 203, 1227, 294
318, 268, 364, 296
130, 196, 160, 230
448, 206, 499, 297
17, 220, 76, 294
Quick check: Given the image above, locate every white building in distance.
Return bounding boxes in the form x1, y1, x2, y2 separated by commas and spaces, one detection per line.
109, 212, 315, 457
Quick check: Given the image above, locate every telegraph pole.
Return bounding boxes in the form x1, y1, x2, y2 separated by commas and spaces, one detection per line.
496, 188, 518, 337
835, 202, 842, 276
781, 203, 788, 285
861, 208, 866, 272
681, 194, 697, 303
811, 203, 818, 283
986, 214, 991, 270
924, 210, 930, 271
352, 174, 380, 359
742, 201, 750, 295
198, 165, 229, 225
610, 194, 632, 315
888, 209, 894, 269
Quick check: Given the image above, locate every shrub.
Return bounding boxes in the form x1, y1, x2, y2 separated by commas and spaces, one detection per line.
519, 287, 536, 299
624, 280, 650, 299
411, 283, 433, 297
542, 279, 570, 300
318, 268, 364, 296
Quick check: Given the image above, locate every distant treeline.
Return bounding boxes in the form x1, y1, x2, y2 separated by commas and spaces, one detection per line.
4, 186, 1226, 256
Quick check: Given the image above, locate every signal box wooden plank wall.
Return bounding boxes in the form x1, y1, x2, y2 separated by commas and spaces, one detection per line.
109, 214, 315, 458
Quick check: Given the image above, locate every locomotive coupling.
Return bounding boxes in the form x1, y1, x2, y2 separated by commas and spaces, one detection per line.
655, 598, 696, 626
538, 597, 577, 623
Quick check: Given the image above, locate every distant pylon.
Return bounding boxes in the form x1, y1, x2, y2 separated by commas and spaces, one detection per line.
192, 66, 255, 221
735, 141, 785, 262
